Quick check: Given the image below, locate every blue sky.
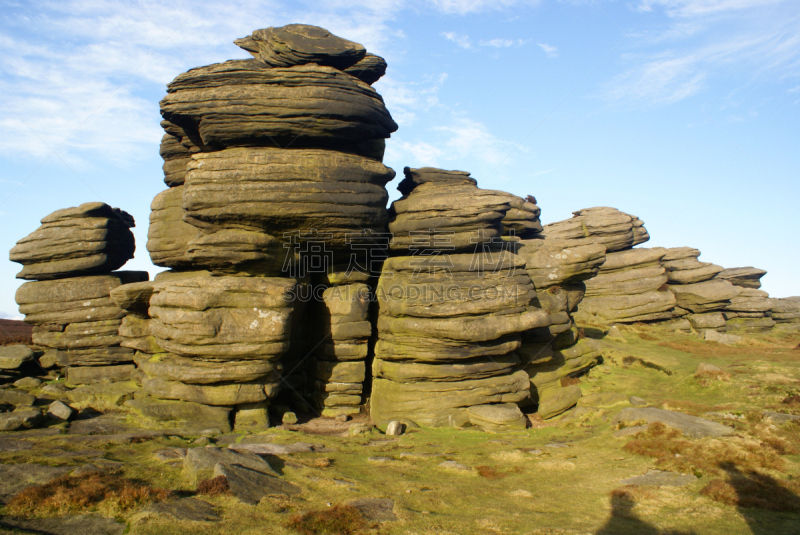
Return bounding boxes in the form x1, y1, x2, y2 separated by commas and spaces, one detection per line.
1, 0, 798, 318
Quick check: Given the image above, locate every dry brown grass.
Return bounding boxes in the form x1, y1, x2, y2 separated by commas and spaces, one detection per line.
694, 370, 732, 386
623, 422, 785, 477
286, 504, 370, 535
295, 457, 333, 469
701, 470, 800, 511
637, 332, 658, 341
196, 475, 230, 496
560, 376, 581, 387
7, 471, 171, 517
476, 465, 523, 479
782, 395, 800, 407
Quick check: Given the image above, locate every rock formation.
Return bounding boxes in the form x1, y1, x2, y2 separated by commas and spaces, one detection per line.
133, 24, 397, 428
540, 207, 649, 253
771, 297, 800, 329
371, 168, 549, 428
10, 203, 146, 383
513, 238, 605, 417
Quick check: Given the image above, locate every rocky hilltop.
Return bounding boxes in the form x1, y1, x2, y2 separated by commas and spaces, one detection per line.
6, 24, 799, 438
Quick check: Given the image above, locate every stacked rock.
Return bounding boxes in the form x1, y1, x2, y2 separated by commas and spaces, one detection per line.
10, 202, 147, 384
715, 266, 775, 332
540, 207, 649, 252
513, 238, 606, 418
574, 248, 677, 325
131, 24, 398, 426
659, 247, 733, 333
310, 271, 373, 417
772, 297, 800, 329
370, 168, 552, 429
715, 267, 767, 289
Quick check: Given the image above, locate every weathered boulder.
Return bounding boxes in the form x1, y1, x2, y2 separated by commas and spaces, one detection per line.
726, 316, 776, 332
160, 61, 397, 153
687, 312, 726, 332
310, 279, 372, 416
10, 203, 135, 280
772, 298, 800, 324
181, 147, 395, 261
661, 247, 723, 284
343, 53, 387, 85
148, 276, 297, 359
574, 248, 676, 324
466, 403, 527, 431
370, 251, 548, 427
513, 238, 605, 292
16, 272, 148, 366
388, 168, 512, 252
669, 280, 741, 314
715, 267, 767, 289
147, 187, 198, 269
540, 207, 649, 253
159, 120, 200, 187
0, 345, 34, 370
725, 288, 775, 315
235, 24, 366, 70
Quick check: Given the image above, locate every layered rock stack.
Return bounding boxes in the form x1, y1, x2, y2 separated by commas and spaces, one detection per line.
130, 24, 398, 427
542, 208, 676, 325
540, 207, 649, 251
771, 297, 800, 329
714, 267, 775, 332
660, 247, 734, 333
310, 271, 373, 417
513, 238, 606, 418
370, 168, 550, 428
10, 203, 147, 384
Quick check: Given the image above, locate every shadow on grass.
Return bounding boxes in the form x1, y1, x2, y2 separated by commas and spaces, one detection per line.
704, 463, 800, 535
595, 490, 696, 535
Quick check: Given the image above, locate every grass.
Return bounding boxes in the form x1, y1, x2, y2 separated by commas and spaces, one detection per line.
197, 475, 230, 496
286, 504, 370, 535
5, 326, 800, 534
7, 471, 171, 517
623, 421, 786, 477
700, 469, 800, 511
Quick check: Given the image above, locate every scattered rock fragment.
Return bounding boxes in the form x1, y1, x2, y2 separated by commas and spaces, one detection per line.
212, 463, 301, 505
612, 407, 734, 439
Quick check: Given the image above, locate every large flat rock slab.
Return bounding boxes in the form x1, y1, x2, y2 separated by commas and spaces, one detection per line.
0, 463, 72, 503
612, 407, 734, 438
213, 463, 301, 505
184, 446, 279, 480
0, 515, 125, 535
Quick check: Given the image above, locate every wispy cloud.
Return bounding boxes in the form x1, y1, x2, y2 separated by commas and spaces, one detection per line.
636, 0, 786, 18
602, 0, 800, 106
378, 73, 448, 127
537, 42, 558, 57
441, 31, 472, 49
480, 38, 529, 48
431, 0, 541, 15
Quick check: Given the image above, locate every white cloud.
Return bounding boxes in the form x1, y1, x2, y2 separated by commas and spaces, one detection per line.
430, 0, 540, 15
636, 0, 786, 17
377, 73, 447, 127
441, 31, 472, 49
434, 117, 518, 166
480, 38, 529, 48
604, 1, 800, 105
386, 140, 445, 167
537, 42, 558, 57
